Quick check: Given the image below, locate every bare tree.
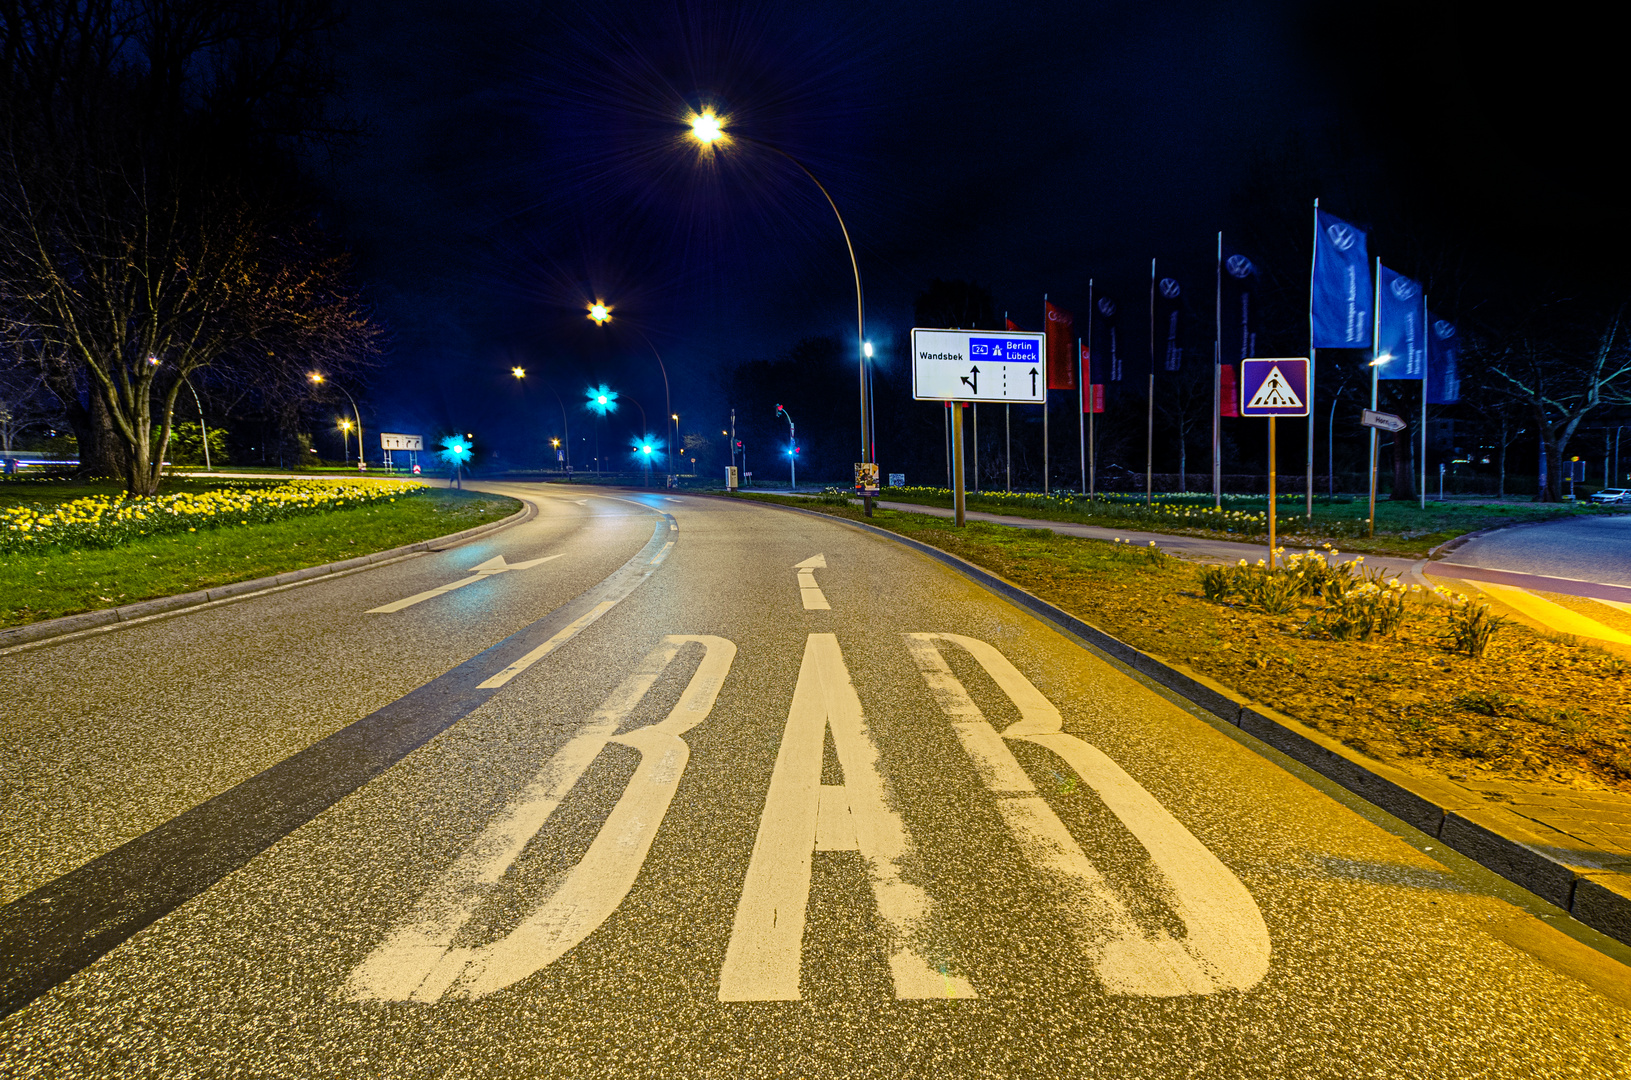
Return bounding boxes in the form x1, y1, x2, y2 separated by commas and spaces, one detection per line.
0, 0, 376, 495
1472, 300, 1631, 501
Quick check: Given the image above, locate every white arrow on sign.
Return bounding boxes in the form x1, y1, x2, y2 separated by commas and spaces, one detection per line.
367, 553, 562, 613
1361, 409, 1407, 433
794, 554, 829, 610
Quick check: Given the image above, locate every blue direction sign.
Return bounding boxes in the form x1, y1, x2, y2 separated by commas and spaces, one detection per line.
1240, 358, 1310, 417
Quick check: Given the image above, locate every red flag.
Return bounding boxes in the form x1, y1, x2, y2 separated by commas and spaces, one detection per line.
1219, 365, 1239, 417
1044, 301, 1075, 390
1084, 384, 1104, 414
1004, 317, 1022, 331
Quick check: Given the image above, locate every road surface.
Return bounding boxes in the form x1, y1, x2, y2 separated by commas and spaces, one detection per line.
1443, 513, 1631, 586
2, 483, 1627, 1078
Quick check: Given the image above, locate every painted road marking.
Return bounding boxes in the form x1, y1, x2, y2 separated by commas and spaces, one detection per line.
1476, 582, 1631, 645
794, 553, 830, 610
368, 554, 563, 613
904, 633, 1270, 996
349, 635, 737, 1003
719, 633, 974, 1002
1596, 597, 1631, 617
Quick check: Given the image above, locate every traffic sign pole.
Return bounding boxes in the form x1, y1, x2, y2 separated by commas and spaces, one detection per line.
951, 401, 966, 527
1268, 417, 1277, 563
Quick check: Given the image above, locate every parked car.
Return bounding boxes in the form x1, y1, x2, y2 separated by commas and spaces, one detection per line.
1588, 488, 1631, 504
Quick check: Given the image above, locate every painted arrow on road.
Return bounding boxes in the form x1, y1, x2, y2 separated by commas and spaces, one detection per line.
795, 554, 830, 610
368, 554, 563, 614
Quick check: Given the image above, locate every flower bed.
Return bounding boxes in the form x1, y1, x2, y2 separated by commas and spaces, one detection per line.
0, 478, 428, 553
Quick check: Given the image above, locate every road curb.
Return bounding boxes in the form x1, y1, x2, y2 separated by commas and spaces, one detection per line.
0, 494, 536, 652
754, 497, 1631, 947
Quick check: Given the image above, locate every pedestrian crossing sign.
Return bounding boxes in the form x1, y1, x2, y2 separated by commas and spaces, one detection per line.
1240, 358, 1310, 417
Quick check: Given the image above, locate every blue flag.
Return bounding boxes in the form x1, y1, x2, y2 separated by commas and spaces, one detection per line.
1311, 210, 1372, 348
1220, 245, 1258, 362
1158, 276, 1184, 371
1426, 313, 1461, 403
1376, 265, 1426, 380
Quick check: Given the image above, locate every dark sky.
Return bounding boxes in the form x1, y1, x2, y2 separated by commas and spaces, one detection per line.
314, 0, 1621, 469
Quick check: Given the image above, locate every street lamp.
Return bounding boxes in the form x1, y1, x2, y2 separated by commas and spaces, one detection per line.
585, 384, 618, 475
685, 108, 874, 511
513, 366, 571, 474
339, 418, 354, 465
587, 303, 673, 483
776, 403, 796, 490
309, 372, 364, 470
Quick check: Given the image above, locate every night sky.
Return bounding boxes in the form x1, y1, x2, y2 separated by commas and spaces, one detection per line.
314, 1, 1622, 477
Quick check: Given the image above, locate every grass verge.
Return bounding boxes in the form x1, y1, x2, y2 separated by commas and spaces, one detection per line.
0, 488, 519, 629
737, 492, 1631, 793
870, 486, 1616, 557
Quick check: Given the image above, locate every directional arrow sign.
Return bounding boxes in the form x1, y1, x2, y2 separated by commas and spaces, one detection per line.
1361, 409, 1407, 432
911, 328, 1046, 403
368, 553, 563, 613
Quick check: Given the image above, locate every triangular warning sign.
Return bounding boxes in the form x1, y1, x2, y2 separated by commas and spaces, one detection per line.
1247, 365, 1303, 410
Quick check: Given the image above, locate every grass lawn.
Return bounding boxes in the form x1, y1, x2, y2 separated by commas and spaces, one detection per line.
741, 493, 1631, 793
871, 487, 1618, 556
0, 488, 518, 628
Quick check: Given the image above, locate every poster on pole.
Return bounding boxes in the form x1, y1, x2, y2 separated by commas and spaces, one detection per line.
911, 329, 1047, 403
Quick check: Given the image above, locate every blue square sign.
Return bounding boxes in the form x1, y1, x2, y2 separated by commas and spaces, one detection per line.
1240, 358, 1310, 417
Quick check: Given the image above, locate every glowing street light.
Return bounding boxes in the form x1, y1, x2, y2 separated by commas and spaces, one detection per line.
309, 372, 364, 469
439, 434, 473, 489
512, 366, 526, 378
586, 303, 673, 484
684, 112, 874, 509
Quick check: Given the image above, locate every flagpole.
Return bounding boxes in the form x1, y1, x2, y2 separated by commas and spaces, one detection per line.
1420, 289, 1429, 509
973, 403, 979, 494
1368, 255, 1381, 537
1004, 310, 1011, 492
1147, 258, 1156, 506
1087, 278, 1096, 499
1214, 230, 1223, 509
1078, 334, 1086, 492
1043, 294, 1050, 494
1309, 197, 1319, 514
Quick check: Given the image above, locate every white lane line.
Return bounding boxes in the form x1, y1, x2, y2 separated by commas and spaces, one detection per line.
719, 633, 974, 1002
475, 602, 616, 689
905, 633, 1271, 997
794, 553, 830, 610
368, 554, 563, 614
348, 635, 736, 1003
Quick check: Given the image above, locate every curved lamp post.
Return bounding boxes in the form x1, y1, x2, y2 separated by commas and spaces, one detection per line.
587, 303, 673, 483
308, 372, 364, 469
776, 403, 795, 490
513, 366, 572, 473
686, 108, 874, 510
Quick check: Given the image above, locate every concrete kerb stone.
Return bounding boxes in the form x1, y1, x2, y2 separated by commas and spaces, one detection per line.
739, 494, 1631, 948
0, 495, 536, 651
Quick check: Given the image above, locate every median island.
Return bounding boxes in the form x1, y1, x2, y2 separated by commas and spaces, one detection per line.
1, 477, 520, 629
736, 490, 1631, 795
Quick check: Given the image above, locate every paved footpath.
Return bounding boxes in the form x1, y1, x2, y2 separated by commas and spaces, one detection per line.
852, 498, 1631, 948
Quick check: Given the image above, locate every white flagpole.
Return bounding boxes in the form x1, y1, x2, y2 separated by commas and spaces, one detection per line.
1087, 279, 1096, 499
1078, 334, 1086, 492
1421, 289, 1429, 508
1003, 310, 1011, 492
1146, 259, 1155, 505
1043, 294, 1050, 494
1307, 201, 1318, 519
1368, 256, 1382, 537
1214, 230, 1223, 508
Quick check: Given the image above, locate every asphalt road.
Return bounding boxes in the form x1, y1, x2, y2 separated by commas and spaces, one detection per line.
2, 483, 1629, 1078
1444, 513, 1631, 586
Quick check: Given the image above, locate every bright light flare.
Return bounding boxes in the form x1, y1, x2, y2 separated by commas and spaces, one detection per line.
689, 109, 724, 144
585, 384, 619, 415
629, 435, 664, 462
512, 366, 526, 378
439, 434, 474, 464
1370, 353, 1393, 367
588, 302, 612, 325
308, 372, 324, 384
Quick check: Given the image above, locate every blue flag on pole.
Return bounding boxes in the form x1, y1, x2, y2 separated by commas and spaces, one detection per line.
1426, 313, 1461, 403
1376, 265, 1426, 379
1311, 210, 1372, 348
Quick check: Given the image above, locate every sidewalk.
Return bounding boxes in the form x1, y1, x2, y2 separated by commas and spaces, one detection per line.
824, 496, 1631, 943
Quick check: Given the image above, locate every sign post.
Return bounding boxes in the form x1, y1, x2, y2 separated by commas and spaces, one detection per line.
912, 327, 1047, 527
1360, 410, 1406, 534
1240, 359, 1311, 564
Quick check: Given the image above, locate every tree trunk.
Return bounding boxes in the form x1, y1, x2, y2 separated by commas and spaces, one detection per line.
82, 387, 128, 478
